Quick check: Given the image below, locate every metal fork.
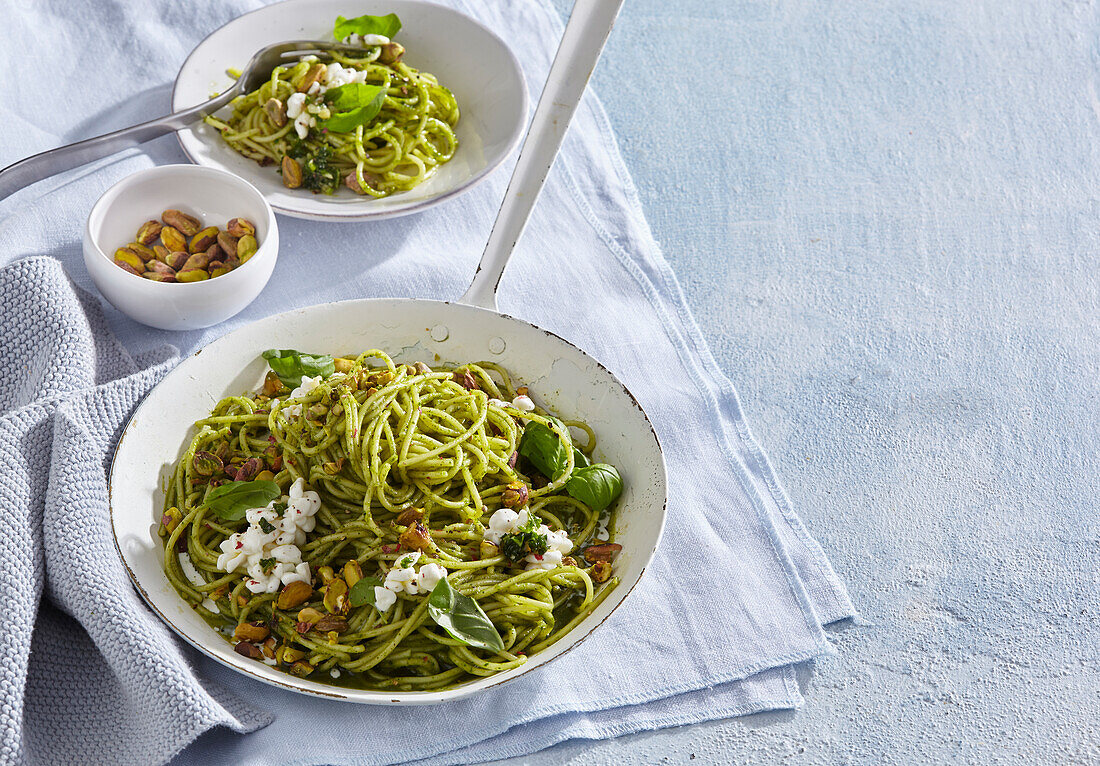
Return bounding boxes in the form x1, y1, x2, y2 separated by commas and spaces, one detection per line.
0, 41, 363, 201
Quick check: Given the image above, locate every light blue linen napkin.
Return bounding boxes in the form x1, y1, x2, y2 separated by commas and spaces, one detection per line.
0, 0, 855, 764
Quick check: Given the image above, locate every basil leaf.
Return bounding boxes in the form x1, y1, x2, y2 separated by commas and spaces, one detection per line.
565, 464, 623, 513
573, 448, 590, 470
349, 576, 384, 607
428, 577, 505, 653
321, 83, 387, 133
205, 480, 281, 521
334, 12, 402, 41
518, 420, 572, 480
262, 349, 335, 387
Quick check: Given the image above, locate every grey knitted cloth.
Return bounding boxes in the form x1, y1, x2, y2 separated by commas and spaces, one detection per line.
0, 258, 271, 766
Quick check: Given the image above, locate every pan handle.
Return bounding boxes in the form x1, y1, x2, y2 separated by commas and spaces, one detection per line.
459, 0, 625, 311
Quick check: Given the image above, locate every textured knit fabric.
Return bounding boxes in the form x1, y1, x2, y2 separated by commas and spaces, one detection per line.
0, 0, 854, 764
0, 259, 271, 766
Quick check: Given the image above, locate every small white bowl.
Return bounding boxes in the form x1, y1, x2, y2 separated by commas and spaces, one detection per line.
84, 164, 278, 331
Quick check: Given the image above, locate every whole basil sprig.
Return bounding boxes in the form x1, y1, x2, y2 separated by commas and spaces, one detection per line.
262, 349, 335, 387
428, 577, 505, 653
204, 480, 281, 521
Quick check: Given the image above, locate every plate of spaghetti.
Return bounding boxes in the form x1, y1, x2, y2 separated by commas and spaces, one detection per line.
110, 300, 667, 703
172, 0, 528, 221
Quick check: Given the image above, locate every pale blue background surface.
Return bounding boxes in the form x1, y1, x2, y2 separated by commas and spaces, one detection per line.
514, 0, 1099, 762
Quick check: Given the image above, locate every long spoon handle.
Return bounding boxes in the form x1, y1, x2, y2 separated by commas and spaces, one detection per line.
459, 0, 625, 310
0, 91, 236, 203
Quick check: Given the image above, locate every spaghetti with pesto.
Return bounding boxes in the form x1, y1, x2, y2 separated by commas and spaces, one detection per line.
204, 12, 459, 197
158, 350, 625, 691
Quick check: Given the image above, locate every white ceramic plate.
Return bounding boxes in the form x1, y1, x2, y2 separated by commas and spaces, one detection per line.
172, 0, 528, 221
111, 300, 667, 703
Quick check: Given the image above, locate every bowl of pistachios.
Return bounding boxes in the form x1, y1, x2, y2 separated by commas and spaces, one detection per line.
84, 164, 278, 330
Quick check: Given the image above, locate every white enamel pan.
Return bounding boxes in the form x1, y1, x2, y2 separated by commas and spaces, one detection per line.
111, 0, 667, 704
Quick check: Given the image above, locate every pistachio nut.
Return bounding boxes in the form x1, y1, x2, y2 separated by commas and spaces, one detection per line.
297, 606, 324, 624
308, 403, 329, 419
582, 543, 622, 563
233, 621, 270, 642
263, 97, 288, 127
233, 641, 263, 659
322, 578, 349, 614
227, 218, 255, 238
314, 615, 348, 633
502, 481, 529, 509
207, 259, 225, 272
288, 660, 314, 677
191, 450, 222, 476
136, 219, 163, 245
296, 62, 327, 92
562, 556, 579, 567
205, 243, 224, 262
160, 225, 187, 252
116, 261, 143, 277
180, 252, 212, 273
414, 362, 432, 375
590, 560, 613, 583
189, 226, 219, 254
396, 506, 423, 526
161, 208, 201, 237
114, 247, 145, 272
153, 244, 170, 261
262, 371, 284, 396
236, 234, 258, 263
159, 506, 182, 536
166, 251, 190, 271
276, 580, 313, 610
378, 41, 405, 64
276, 645, 306, 664
479, 540, 500, 560
345, 170, 380, 194
281, 155, 303, 189
453, 370, 478, 390
142, 273, 177, 282
322, 457, 345, 475
399, 520, 433, 552
317, 566, 336, 584
146, 259, 176, 277
233, 456, 263, 482
176, 269, 209, 282
255, 469, 275, 482
342, 560, 363, 588
216, 231, 239, 258
333, 357, 355, 373
128, 241, 156, 262
261, 636, 278, 659
210, 266, 229, 278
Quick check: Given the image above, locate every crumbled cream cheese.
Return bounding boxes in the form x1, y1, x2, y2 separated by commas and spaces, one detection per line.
482, 508, 573, 571
372, 551, 449, 612
284, 375, 322, 417
511, 395, 535, 412
215, 478, 321, 593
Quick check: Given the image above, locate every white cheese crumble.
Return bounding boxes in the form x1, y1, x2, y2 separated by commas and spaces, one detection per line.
482, 508, 573, 571
511, 395, 535, 412
372, 551, 449, 612
360, 33, 390, 45
488, 394, 536, 412
215, 478, 321, 594
284, 374, 322, 417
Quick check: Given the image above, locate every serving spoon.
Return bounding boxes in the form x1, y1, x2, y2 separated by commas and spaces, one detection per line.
110, 0, 663, 703
0, 41, 360, 201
